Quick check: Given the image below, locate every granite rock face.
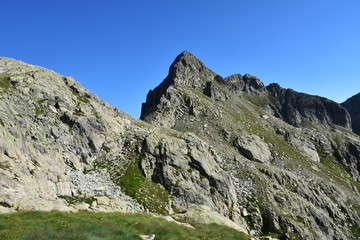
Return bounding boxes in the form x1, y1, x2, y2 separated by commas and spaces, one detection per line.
1, 53, 360, 240
0, 57, 142, 213
141, 51, 360, 239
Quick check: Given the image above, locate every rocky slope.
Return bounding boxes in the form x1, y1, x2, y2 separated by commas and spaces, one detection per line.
0, 57, 241, 230
141, 51, 360, 239
1, 53, 360, 240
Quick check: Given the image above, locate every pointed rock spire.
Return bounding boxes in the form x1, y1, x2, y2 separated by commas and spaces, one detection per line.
140, 51, 218, 120
167, 51, 217, 87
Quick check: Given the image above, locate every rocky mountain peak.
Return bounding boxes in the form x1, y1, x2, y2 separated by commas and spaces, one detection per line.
170, 51, 204, 71
167, 51, 217, 87
140, 51, 218, 122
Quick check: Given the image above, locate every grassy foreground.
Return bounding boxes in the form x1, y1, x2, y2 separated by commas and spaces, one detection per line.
0, 211, 250, 240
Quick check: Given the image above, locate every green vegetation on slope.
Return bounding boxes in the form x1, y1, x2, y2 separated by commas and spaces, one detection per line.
0, 74, 12, 93
317, 146, 360, 193
0, 211, 250, 240
70, 88, 90, 104
116, 159, 171, 215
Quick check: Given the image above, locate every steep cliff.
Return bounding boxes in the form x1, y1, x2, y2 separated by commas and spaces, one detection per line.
342, 92, 360, 135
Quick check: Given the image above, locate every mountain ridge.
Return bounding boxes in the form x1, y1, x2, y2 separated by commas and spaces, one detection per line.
141, 51, 353, 132
1, 53, 360, 239
141, 51, 360, 239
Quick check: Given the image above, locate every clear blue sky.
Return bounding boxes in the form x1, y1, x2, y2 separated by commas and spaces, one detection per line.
2, 0, 360, 118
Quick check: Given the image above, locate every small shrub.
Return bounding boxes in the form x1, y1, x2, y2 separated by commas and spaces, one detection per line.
0, 74, 12, 93
34, 100, 46, 115
83, 160, 108, 174
71, 88, 90, 104
0, 162, 9, 169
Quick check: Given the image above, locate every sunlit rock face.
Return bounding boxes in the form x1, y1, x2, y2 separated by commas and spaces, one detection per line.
1, 53, 360, 240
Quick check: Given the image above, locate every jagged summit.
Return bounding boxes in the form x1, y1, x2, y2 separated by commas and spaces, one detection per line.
167, 50, 218, 87
170, 51, 204, 69
140, 51, 218, 120
142, 51, 352, 131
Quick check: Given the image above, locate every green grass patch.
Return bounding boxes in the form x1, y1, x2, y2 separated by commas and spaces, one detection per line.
316, 146, 360, 192
318, 149, 346, 175
73, 111, 85, 117
347, 199, 360, 215
34, 106, 43, 115
0, 118, 4, 127
281, 214, 306, 224
115, 159, 171, 215
287, 232, 303, 240
34, 100, 46, 115
83, 160, 108, 174
58, 195, 95, 206
349, 222, 360, 239
244, 94, 269, 108
301, 118, 318, 129
0, 211, 250, 240
71, 89, 90, 104
0, 74, 12, 93
0, 162, 9, 169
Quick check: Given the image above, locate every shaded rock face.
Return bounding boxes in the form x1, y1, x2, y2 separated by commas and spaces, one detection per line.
141, 51, 360, 239
267, 83, 352, 129
342, 92, 360, 134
